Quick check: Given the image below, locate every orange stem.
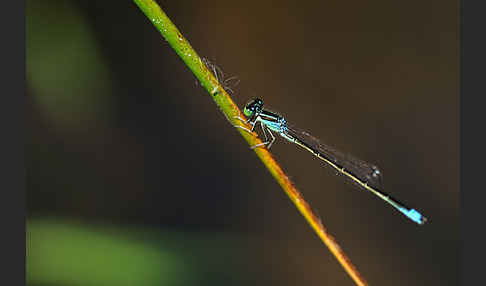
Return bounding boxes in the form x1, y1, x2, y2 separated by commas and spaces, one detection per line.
133, 1, 368, 285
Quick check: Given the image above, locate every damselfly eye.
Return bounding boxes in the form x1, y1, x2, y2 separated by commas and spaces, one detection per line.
243, 106, 254, 117
244, 98, 264, 117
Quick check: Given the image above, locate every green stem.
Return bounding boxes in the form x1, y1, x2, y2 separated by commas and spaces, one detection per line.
133, 0, 253, 143
132, 1, 368, 285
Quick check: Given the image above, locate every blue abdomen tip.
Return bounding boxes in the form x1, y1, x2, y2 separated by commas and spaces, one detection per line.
407, 209, 427, 225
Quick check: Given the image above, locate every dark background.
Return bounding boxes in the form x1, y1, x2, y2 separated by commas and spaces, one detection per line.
26, 0, 459, 285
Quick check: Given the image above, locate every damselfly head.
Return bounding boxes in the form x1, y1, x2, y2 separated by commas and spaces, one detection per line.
244, 98, 264, 117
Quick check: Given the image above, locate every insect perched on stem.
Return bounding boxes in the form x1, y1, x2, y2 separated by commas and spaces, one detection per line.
202, 58, 240, 95
234, 98, 427, 225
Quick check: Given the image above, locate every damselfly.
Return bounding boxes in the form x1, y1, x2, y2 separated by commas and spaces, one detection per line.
235, 98, 427, 225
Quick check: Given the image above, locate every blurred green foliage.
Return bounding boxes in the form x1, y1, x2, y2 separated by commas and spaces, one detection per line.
27, 219, 186, 286
27, 218, 251, 286
26, 0, 115, 129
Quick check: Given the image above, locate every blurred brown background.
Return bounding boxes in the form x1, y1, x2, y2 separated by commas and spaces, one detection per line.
26, 0, 459, 285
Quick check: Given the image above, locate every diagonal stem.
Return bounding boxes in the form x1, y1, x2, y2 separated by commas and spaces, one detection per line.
132, 1, 368, 285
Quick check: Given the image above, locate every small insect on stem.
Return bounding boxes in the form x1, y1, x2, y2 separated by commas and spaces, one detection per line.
202, 58, 240, 95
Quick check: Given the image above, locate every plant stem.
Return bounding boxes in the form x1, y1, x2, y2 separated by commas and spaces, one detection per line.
132, 1, 368, 285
